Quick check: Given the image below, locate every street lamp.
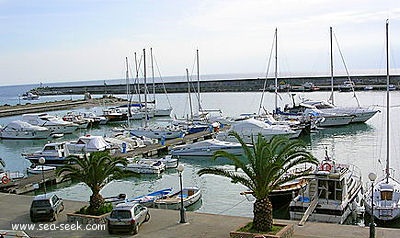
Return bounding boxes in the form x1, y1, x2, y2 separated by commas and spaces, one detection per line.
39, 157, 47, 196
176, 163, 186, 223
368, 172, 377, 238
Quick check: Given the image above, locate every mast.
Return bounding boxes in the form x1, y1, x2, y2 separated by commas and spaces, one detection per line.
134, 52, 142, 104
274, 28, 278, 111
386, 20, 390, 183
143, 49, 148, 128
187, 68, 193, 120
151, 47, 156, 103
126, 57, 130, 101
197, 49, 201, 112
330, 27, 334, 105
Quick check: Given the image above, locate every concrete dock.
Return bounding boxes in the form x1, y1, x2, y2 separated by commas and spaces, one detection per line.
0, 193, 399, 237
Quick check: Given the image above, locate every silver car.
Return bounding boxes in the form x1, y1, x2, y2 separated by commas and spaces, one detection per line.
107, 202, 150, 235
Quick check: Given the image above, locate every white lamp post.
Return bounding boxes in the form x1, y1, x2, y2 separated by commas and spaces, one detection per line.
368, 172, 377, 238
176, 163, 186, 223
39, 157, 46, 196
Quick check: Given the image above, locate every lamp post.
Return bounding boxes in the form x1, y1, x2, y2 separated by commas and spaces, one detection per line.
368, 172, 377, 238
176, 164, 186, 223
39, 157, 46, 196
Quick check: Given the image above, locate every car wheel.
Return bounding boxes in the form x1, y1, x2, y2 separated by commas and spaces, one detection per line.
132, 224, 138, 235
144, 212, 150, 222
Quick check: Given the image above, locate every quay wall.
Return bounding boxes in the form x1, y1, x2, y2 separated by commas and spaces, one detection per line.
33, 74, 400, 95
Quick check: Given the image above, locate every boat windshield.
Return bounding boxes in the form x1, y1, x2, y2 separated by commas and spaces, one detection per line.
381, 191, 393, 200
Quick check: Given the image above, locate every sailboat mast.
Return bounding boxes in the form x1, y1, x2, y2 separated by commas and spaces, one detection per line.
274, 28, 278, 111
187, 68, 193, 119
151, 47, 156, 102
197, 49, 201, 112
330, 27, 334, 105
126, 57, 130, 101
386, 20, 390, 183
134, 52, 142, 104
143, 49, 148, 128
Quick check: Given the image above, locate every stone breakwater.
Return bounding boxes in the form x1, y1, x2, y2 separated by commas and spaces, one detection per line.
31, 74, 400, 96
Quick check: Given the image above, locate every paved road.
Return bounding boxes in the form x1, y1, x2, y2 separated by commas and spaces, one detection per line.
1, 193, 399, 237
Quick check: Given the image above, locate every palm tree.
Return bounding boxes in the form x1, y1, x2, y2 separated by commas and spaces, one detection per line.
198, 132, 318, 232
56, 151, 128, 214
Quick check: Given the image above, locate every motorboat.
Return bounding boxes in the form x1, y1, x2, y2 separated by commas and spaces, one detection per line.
22, 142, 71, 165
21, 113, 78, 134
0, 120, 51, 139
62, 111, 91, 129
79, 112, 108, 125
117, 158, 165, 174
338, 81, 355, 92
141, 155, 178, 169
154, 186, 201, 210
102, 107, 128, 122
303, 108, 354, 127
216, 118, 301, 144
124, 188, 173, 207
27, 165, 57, 174
171, 139, 244, 158
289, 152, 362, 225
22, 92, 39, 100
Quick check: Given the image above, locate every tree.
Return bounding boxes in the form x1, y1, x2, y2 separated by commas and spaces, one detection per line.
198, 132, 318, 232
56, 151, 128, 214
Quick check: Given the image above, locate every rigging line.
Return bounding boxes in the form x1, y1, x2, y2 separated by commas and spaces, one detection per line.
189, 53, 202, 111
333, 32, 360, 107
258, 31, 276, 115
217, 197, 248, 215
153, 56, 173, 109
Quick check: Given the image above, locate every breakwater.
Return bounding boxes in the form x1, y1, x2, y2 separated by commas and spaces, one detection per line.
31, 74, 400, 95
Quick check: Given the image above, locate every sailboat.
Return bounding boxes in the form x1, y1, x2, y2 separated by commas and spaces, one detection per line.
130, 49, 184, 140
363, 20, 400, 222
295, 27, 379, 124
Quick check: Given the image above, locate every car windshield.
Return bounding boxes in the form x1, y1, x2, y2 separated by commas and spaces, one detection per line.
110, 210, 131, 219
32, 200, 51, 207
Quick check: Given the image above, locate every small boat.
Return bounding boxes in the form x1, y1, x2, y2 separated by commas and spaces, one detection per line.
154, 186, 201, 210
130, 125, 185, 140
0, 120, 51, 139
338, 81, 355, 92
141, 155, 178, 169
118, 158, 165, 174
171, 139, 244, 158
62, 111, 91, 129
21, 113, 78, 134
124, 188, 173, 207
79, 112, 108, 125
23, 142, 71, 165
66, 135, 111, 154
27, 165, 57, 174
22, 92, 39, 100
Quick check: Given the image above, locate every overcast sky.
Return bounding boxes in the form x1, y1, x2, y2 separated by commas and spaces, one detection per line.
0, 0, 400, 86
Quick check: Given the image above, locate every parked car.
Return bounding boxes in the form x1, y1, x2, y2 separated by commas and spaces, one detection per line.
30, 194, 64, 222
107, 202, 150, 235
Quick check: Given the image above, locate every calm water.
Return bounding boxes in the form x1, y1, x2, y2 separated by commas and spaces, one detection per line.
1, 85, 400, 226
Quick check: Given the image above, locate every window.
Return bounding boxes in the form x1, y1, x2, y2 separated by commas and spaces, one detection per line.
110, 210, 131, 219
381, 191, 393, 200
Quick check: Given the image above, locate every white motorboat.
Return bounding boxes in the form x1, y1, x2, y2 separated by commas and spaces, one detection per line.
154, 186, 202, 210
303, 108, 354, 127
289, 152, 362, 225
363, 21, 400, 222
27, 165, 57, 174
21, 113, 78, 134
141, 155, 178, 169
79, 112, 108, 125
171, 139, 244, 158
0, 120, 51, 139
130, 126, 184, 140
62, 111, 91, 129
216, 118, 300, 144
22, 92, 39, 100
118, 158, 165, 174
22, 142, 71, 165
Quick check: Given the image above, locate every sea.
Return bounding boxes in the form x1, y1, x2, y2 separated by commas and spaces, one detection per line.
1, 81, 400, 228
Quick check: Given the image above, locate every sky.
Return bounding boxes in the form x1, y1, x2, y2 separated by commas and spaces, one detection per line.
1, 0, 400, 86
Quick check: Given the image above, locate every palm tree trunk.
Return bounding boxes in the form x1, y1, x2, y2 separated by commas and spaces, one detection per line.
88, 189, 104, 214
252, 197, 273, 232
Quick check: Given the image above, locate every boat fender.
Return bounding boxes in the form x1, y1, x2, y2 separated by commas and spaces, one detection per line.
1, 175, 10, 184
321, 163, 332, 172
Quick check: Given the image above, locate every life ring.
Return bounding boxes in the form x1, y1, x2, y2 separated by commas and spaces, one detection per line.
320, 163, 332, 172
1, 175, 10, 184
